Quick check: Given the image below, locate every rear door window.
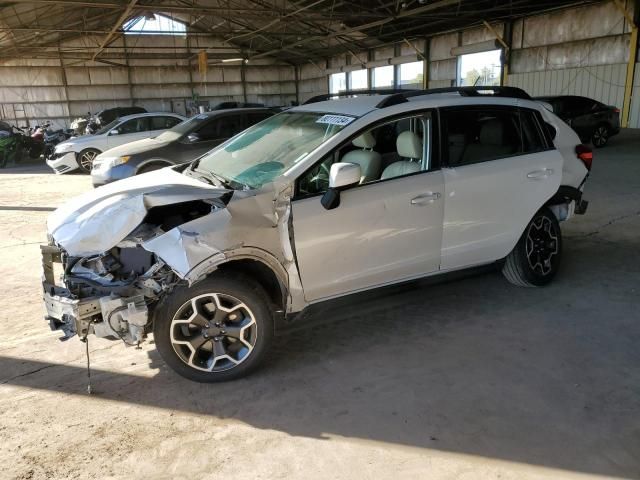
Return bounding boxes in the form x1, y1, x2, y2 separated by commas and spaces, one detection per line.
117, 117, 149, 134
441, 107, 553, 167
519, 109, 548, 153
149, 116, 182, 130
564, 97, 593, 116
217, 114, 243, 138
442, 108, 521, 166
195, 119, 221, 141
246, 112, 273, 127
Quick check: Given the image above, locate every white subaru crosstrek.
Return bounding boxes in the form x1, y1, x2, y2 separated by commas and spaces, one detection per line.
42, 87, 592, 382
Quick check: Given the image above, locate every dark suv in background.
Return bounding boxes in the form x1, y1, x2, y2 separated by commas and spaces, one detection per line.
535, 95, 620, 147
91, 107, 275, 186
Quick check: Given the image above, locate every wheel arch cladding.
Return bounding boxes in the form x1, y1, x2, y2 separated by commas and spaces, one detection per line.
137, 159, 173, 173
214, 258, 286, 312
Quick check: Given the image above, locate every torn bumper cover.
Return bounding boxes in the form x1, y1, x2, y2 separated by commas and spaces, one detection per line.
42, 245, 150, 344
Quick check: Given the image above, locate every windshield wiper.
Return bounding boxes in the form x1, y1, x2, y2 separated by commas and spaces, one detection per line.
189, 167, 236, 189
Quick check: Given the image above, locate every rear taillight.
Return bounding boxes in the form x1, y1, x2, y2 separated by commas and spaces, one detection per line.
613, 107, 621, 114
576, 144, 593, 171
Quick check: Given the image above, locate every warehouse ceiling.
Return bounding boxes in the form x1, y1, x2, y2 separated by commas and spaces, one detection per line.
0, 0, 604, 65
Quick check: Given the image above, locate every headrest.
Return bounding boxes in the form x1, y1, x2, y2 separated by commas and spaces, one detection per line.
479, 119, 505, 145
396, 131, 422, 159
352, 131, 376, 149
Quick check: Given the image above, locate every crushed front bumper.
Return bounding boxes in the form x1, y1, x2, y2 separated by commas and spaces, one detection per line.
46, 151, 79, 174
41, 245, 149, 343
43, 289, 101, 340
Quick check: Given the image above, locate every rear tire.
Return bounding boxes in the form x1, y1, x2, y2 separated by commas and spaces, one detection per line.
153, 273, 274, 382
591, 124, 610, 148
502, 207, 562, 287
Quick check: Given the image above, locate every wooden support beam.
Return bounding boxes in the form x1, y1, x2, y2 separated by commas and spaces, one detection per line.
92, 0, 138, 61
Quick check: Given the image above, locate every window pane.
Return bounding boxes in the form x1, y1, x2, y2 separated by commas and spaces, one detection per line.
520, 110, 546, 153
197, 112, 351, 189
329, 73, 346, 94
196, 120, 220, 140
349, 69, 368, 90
457, 49, 501, 87
118, 117, 148, 134
399, 61, 424, 89
150, 116, 180, 130
443, 108, 520, 166
296, 115, 429, 196
217, 115, 243, 138
373, 66, 394, 88
247, 112, 272, 126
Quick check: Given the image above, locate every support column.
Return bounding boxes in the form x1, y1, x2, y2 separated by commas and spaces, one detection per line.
502, 21, 513, 87
423, 38, 430, 89
240, 61, 248, 103
58, 45, 72, 126
122, 35, 134, 106
294, 65, 300, 105
615, 0, 639, 128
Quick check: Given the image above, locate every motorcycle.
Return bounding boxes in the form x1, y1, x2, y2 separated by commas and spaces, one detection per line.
70, 113, 91, 136
0, 125, 28, 168
39, 122, 73, 159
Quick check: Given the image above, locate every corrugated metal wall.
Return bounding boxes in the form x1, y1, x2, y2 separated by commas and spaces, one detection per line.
3, 2, 639, 128
299, 0, 639, 127
508, 64, 626, 108
0, 35, 297, 128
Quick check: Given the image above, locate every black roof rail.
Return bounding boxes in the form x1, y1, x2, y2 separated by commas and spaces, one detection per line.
410, 86, 531, 100
303, 88, 419, 105
303, 86, 532, 108
375, 86, 532, 108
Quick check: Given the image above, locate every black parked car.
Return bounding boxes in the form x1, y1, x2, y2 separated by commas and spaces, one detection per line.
211, 101, 265, 110
91, 107, 275, 186
535, 95, 620, 148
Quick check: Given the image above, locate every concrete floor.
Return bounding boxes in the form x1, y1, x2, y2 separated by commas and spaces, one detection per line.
0, 131, 639, 480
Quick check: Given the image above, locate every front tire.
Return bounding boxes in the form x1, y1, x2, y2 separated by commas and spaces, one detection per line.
502, 207, 562, 287
77, 148, 100, 173
154, 274, 274, 382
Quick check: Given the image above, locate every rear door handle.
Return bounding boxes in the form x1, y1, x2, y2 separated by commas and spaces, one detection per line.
527, 168, 554, 180
411, 192, 441, 205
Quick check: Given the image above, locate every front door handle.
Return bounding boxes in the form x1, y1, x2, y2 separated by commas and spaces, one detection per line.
411, 192, 441, 205
527, 168, 554, 180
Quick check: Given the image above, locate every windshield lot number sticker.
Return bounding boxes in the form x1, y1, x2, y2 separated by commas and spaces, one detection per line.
316, 115, 354, 126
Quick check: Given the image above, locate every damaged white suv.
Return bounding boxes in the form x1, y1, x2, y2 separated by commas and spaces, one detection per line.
42, 87, 592, 382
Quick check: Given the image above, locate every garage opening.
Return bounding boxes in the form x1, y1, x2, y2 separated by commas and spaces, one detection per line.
457, 49, 501, 87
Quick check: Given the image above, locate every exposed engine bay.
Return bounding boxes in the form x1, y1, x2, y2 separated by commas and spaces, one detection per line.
41, 167, 299, 349
43, 197, 223, 345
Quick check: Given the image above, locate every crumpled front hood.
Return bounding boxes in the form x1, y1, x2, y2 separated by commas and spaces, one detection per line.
48, 168, 230, 257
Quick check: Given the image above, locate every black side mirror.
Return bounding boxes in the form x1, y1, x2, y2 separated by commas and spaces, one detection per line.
321, 188, 340, 210
544, 122, 557, 141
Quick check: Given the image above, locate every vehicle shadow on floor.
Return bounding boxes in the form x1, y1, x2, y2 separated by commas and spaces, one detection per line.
2, 235, 639, 479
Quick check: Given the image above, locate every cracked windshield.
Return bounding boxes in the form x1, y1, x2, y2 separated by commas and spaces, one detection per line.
191, 112, 353, 189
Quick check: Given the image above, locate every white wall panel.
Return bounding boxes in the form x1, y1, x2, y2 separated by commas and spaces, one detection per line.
508, 63, 626, 109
